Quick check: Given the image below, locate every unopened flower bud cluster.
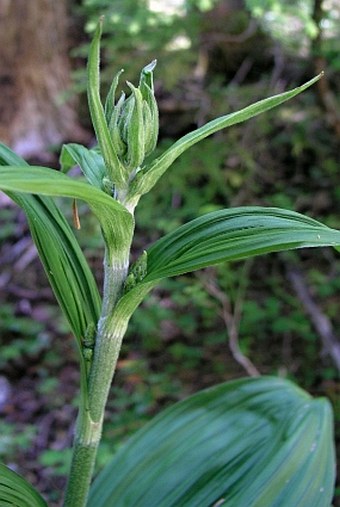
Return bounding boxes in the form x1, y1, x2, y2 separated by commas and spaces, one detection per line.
105, 60, 159, 177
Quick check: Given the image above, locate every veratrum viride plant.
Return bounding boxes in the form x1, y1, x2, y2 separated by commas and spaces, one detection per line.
0, 19, 338, 507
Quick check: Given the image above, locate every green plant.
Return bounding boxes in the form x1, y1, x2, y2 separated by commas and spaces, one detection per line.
0, 422, 37, 461
245, 0, 319, 47
0, 18, 339, 507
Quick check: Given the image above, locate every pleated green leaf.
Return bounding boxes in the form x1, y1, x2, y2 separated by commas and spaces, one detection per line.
88, 377, 335, 507
0, 165, 134, 259
14, 194, 101, 341
128, 74, 323, 199
145, 207, 340, 281
0, 144, 101, 343
60, 143, 106, 190
0, 463, 47, 507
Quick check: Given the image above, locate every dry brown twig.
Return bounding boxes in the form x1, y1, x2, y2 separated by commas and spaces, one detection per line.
201, 262, 260, 377
287, 267, 340, 372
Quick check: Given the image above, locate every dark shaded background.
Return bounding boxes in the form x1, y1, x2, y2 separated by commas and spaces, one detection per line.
0, 0, 339, 505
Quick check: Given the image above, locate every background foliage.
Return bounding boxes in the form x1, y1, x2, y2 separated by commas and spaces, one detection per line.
0, 0, 339, 505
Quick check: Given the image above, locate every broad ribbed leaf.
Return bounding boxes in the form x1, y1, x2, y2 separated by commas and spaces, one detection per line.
128, 74, 323, 199
88, 377, 335, 507
0, 463, 47, 506
0, 144, 101, 343
0, 165, 134, 259
13, 193, 101, 341
60, 143, 106, 189
145, 207, 340, 281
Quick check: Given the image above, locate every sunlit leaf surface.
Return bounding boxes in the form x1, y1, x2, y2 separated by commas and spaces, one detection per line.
0, 164, 134, 259
145, 207, 340, 281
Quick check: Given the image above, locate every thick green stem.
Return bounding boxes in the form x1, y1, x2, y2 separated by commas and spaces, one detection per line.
63, 245, 132, 506
88, 315, 129, 421
101, 250, 129, 318
63, 317, 128, 506
63, 410, 102, 507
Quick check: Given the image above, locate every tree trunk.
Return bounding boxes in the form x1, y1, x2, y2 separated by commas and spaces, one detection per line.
0, 0, 87, 161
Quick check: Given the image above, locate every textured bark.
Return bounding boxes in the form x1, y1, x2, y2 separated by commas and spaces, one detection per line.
0, 0, 86, 160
